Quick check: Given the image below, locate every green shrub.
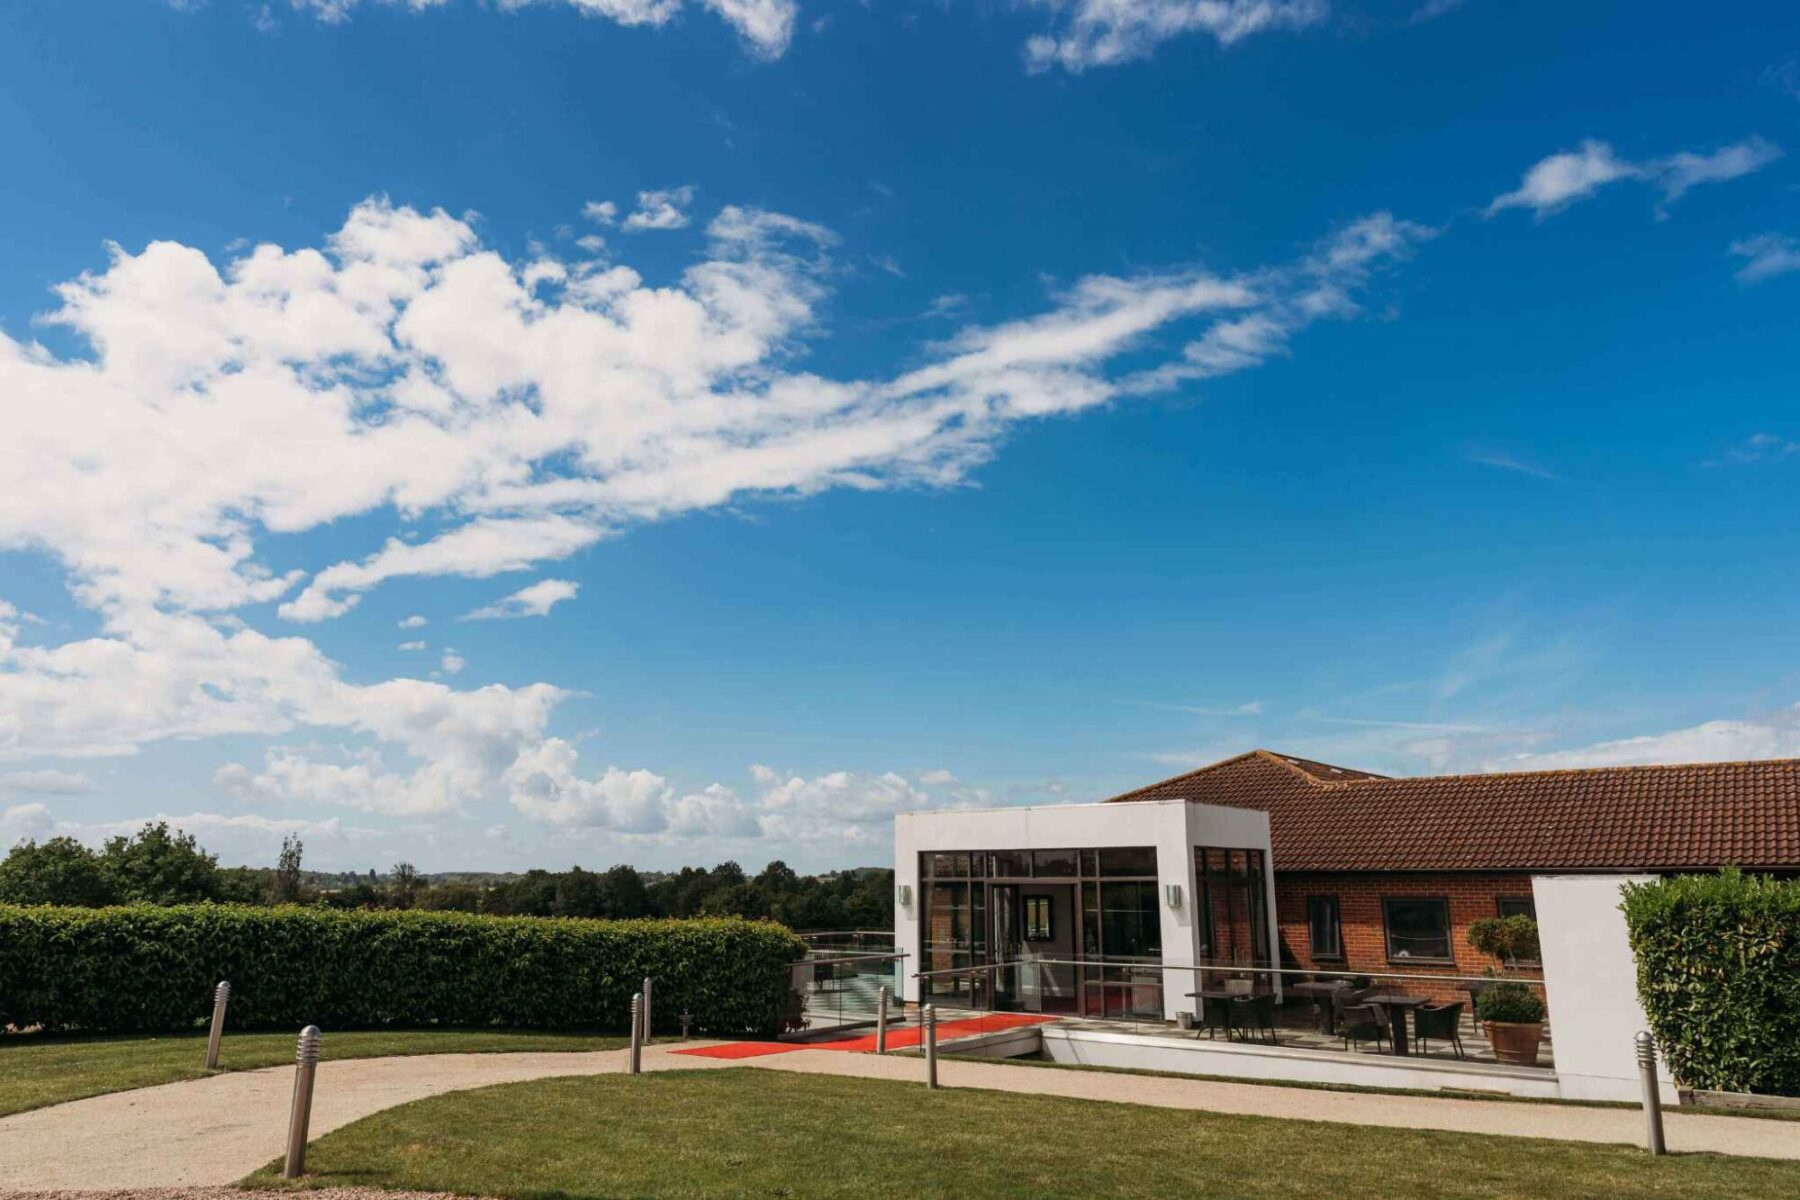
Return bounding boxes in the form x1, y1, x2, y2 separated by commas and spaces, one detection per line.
0, 905, 805, 1038
1466, 915, 1540, 965
1475, 980, 1545, 1024
1621, 869, 1800, 1095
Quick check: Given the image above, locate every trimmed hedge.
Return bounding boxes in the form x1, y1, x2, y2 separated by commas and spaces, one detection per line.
0, 904, 806, 1037
1621, 870, 1800, 1095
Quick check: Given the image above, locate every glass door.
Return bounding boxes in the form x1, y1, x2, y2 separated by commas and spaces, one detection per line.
989, 884, 1021, 1009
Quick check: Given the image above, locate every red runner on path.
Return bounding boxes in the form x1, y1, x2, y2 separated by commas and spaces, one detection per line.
673, 1013, 1057, 1060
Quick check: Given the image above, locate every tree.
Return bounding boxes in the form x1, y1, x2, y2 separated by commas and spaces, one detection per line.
552, 866, 605, 918
386, 861, 421, 909
101, 822, 221, 905
595, 864, 649, 918
271, 835, 305, 904
0, 837, 119, 907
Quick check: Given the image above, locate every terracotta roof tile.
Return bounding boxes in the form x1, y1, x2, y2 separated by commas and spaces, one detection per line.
1104, 748, 1800, 872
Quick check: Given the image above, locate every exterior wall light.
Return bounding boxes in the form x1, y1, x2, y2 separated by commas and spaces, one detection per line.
1165, 883, 1183, 910
897, 883, 913, 907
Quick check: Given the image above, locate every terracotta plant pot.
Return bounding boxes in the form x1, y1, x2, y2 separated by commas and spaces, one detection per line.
1484, 1020, 1544, 1065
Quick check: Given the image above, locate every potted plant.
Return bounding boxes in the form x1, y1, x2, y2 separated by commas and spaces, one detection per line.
1476, 981, 1547, 1064
1465, 916, 1545, 1064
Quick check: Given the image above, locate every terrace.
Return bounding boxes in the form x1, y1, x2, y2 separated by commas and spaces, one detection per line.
787, 935, 1557, 1097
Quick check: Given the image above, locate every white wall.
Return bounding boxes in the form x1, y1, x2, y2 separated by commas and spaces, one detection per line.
1533, 874, 1678, 1104
894, 800, 1273, 1020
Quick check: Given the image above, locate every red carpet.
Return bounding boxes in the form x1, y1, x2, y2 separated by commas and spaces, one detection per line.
674, 1013, 1058, 1060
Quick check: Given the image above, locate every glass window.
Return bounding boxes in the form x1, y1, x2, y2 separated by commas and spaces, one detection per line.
927, 852, 970, 878
989, 850, 1031, 878
1032, 848, 1077, 877
1100, 880, 1162, 960
1496, 896, 1536, 920
1079, 849, 1100, 877
1383, 898, 1452, 961
1099, 846, 1157, 877
1307, 896, 1342, 959
1081, 882, 1100, 956
1024, 895, 1053, 941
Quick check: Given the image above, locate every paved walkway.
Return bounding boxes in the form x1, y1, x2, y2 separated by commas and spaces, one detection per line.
2, 1043, 1797, 1190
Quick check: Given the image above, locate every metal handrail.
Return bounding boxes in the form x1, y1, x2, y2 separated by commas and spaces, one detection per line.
798, 951, 909, 967
912, 956, 1544, 988
797, 929, 896, 938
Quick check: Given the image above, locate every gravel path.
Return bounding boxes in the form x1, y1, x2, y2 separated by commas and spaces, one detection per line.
1, 1041, 1795, 1191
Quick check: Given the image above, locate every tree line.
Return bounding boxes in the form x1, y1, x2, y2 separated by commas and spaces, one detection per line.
0, 822, 893, 931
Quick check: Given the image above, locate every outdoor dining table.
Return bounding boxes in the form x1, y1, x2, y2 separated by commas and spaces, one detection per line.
1287, 980, 1344, 1034
1357, 992, 1431, 1056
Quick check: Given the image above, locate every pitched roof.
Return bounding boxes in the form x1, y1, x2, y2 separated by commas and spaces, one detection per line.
1105, 749, 1800, 872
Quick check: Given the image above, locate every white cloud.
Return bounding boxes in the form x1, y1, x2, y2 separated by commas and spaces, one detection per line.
1652, 137, 1782, 208
1487, 137, 1779, 220
2, 769, 93, 794
440, 649, 466, 674
1485, 140, 1640, 218
1, 194, 1424, 849
1023, 0, 1327, 73
269, 0, 796, 59
463, 578, 580, 620
398, 640, 428, 650
583, 200, 619, 226
622, 186, 697, 232
1, 802, 54, 845
399, 614, 427, 628
1484, 711, 1800, 772
1730, 233, 1800, 284
1703, 431, 1800, 466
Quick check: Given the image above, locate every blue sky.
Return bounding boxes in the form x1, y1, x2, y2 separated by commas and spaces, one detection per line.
1, 1, 1798, 872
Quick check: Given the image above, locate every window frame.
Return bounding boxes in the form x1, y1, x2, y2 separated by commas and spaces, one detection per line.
1380, 896, 1454, 964
1024, 894, 1054, 941
1305, 895, 1343, 960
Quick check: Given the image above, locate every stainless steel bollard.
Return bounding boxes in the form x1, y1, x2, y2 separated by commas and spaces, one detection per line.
875, 986, 889, 1054
923, 1003, 938, 1089
204, 980, 231, 1070
1636, 1031, 1666, 1156
282, 1026, 322, 1179
642, 976, 654, 1045
629, 993, 643, 1075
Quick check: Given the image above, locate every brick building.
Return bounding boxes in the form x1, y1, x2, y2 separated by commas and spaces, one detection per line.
1105, 748, 1800, 998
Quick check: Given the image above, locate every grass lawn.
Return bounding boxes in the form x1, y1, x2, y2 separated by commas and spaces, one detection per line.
247, 1068, 1800, 1199
0, 1028, 627, 1117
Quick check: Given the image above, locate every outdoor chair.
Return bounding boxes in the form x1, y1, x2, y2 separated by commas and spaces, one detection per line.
1340, 1003, 1388, 1053
1235, 992, 1277, 1045
1329, 986, 1378, 1035
1199, 1000, 1235, 1041
1413, 1001, 1466, 1059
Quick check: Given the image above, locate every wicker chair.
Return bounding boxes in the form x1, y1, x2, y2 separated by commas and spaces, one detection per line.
1340, 1003, 1388, 1053
1413, 1001, 1466, 1059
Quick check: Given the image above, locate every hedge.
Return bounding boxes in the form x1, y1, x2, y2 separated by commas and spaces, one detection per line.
1621, 870, 1800, 1095
0, 904, 807, 1037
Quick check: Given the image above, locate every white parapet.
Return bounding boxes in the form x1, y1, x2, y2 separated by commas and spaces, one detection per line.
1532, 874, 1679, 1104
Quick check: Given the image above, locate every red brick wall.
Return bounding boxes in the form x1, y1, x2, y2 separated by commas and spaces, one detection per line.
1275, 872, 1544, 1004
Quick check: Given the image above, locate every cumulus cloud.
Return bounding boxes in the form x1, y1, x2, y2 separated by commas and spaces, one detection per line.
1730, 233, 1800, 284
1486, 137, 1779, 220
1023, 0, 1327, 73
2, 769, 93, 794
1484, 710, 1800, 772
1, 194, 1424, 848
463, 578, 580, 620
268, 0, 796, 59
622, 186, 697, 231
0, 802, 54, 845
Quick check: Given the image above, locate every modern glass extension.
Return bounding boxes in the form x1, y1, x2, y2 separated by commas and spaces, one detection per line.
918, 845, 1275, 1022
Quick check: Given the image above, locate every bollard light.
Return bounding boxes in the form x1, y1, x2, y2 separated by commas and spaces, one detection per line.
876, 985, 890, 1055
629, 993, 643, 1075
1635, 1031, 1666, 1156
923, 1003, 939, 1090
204, 980, 231, 1071
642, 977, 654, 1045
282, 1025, 322, 1179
